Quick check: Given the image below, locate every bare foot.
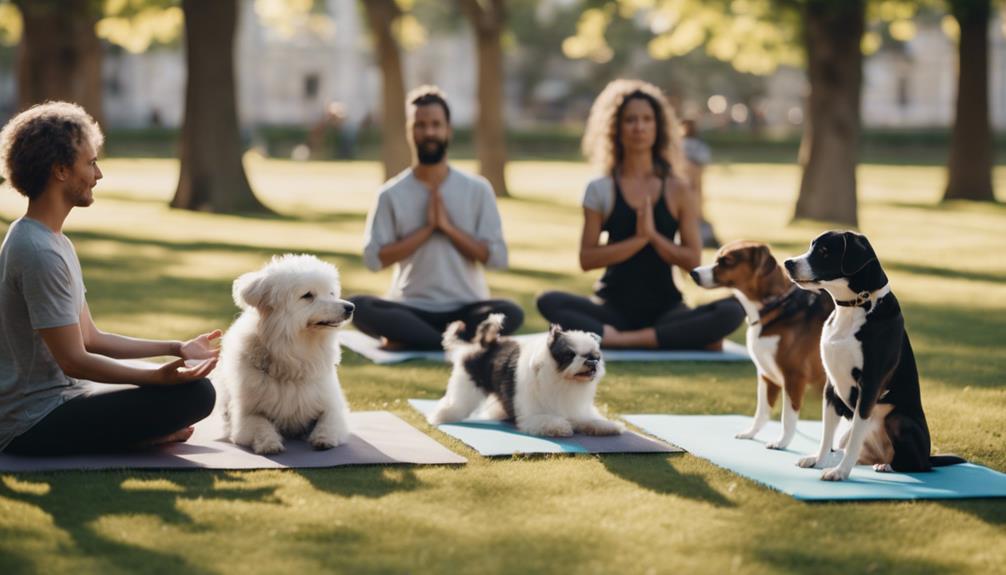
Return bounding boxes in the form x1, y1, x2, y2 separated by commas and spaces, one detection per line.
704, 340, 724, 352
145, 426, 195, 447
379, 337, 408, 351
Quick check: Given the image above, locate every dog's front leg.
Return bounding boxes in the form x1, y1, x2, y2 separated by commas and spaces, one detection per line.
571, 406, 624, 436
518, 414, 574, 437
233, 412, 285, 454
822, 409, 872, 481
736, 375, 773, 440
766, 389, 799, 450
309, 386, 352, 450
797, 387, 841, 469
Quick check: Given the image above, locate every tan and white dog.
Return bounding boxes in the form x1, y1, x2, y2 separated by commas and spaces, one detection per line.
691, 241, 832, 449
214, 254, 354, 454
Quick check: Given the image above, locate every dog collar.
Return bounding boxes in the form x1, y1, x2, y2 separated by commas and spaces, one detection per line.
747, 285, 799, 327
836, 284, 891, 309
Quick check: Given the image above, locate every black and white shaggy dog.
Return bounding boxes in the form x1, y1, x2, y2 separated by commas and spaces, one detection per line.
215, 254, 355, 454
427, 315, 624, 437
785, 231, 963, 481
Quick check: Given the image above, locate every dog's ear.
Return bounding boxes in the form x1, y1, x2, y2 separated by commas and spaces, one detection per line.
233, 271, 271, 311
840, 232, 876, 276
547, 323, 563, 345
756, 246, 778, 275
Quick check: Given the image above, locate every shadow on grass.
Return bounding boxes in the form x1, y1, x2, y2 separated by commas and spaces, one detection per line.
753, 546, 962, 575
601, 454, 735, 508
939, 498, 1006, 527
0, 471, 279, 573
296, 466, 424, 499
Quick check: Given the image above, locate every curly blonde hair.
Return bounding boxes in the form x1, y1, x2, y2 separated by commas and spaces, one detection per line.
581, 79, 683, 178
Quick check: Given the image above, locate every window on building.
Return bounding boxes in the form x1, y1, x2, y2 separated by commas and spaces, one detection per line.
897, 76, 910, 109
304, 74, 320, 101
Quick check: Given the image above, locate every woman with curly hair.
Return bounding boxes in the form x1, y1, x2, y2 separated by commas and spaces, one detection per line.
536, 80, 743, 349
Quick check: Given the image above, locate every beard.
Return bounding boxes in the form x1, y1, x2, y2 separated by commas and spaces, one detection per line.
415, 137, 448, 165
67, 182, 95, 207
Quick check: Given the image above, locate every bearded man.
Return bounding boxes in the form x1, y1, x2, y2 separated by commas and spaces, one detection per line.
350, 86, 523, 350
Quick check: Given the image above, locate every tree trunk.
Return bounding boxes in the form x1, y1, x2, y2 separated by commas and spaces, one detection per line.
792, 0, 864, 226
944, 0, 995, 202
14, 0, 104, 126
362, 0, 411, 181
459, 0, 509, 197
171, 0, 267, 213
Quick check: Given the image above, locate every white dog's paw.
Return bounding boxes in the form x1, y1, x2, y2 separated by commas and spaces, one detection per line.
797, 455, 821, 469
821, 466, 851, 482
309, 424, 351, 450
577, 419, 624, 436
735, 428, 759, 440
251, 431, 285, 455
873, 463, 894, 473
522, 418, 574, 437
765, 438, 791, 450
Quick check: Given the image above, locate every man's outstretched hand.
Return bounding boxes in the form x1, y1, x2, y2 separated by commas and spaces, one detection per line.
179, 329, 222, 361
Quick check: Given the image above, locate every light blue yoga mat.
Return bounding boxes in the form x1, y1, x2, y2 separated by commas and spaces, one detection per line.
410, 399, 679, 457
623, 414, 1006, 501
341, 330, 749, 365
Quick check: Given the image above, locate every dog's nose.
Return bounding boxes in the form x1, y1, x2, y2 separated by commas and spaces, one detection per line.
584, 358, 599, 367
343, 301, 355, 319
783, 259, 795, 272
689, 269, 700, 283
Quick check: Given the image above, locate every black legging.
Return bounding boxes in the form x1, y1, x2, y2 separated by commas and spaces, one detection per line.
537, 291, 744, 350
4, 378, 215, 456
348, 296, 525, 350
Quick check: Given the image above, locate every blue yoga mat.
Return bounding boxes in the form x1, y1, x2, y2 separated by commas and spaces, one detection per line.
410, 399, 679, 457
623, 414, 1006, 501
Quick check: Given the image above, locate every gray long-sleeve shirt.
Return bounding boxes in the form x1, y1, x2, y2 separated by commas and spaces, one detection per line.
362, 166, 508, 312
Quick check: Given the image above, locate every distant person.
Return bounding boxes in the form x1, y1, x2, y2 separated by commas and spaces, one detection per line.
536, 80, 743, 350
682, 118, 720, 249
0, 102, 219, 455
350, 86, 523, 350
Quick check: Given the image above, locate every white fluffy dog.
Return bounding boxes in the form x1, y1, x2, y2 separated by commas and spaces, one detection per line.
428, 315, 624, 437
214, 254, 354, 454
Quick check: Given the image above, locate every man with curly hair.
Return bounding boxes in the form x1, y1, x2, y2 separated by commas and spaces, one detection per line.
350, 86, 523, 350
0, 102, 219, 455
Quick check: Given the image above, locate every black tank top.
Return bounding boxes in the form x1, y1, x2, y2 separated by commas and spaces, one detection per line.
594, 174, 683, 322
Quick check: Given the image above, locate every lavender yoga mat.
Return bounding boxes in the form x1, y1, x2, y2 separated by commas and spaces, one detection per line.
340, 330, 750, 365
410, 399, 680, 456
0, 410, 466, 472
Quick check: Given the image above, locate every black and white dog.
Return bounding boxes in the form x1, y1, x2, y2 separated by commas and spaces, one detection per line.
427, 315, 624, 437
785, 231, 963, 481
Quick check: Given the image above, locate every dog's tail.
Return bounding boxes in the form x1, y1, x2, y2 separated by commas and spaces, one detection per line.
930, 454, 967, 467
473, 313, 505, 347
442, 321, 467, 351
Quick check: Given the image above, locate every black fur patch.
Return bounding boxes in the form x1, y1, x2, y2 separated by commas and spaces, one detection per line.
549, 333, 577, 371
462, 339, 521, 418
825, 384, 854, 419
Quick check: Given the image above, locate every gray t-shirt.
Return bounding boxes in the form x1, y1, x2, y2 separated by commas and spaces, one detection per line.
0, 218, 88, 450
362, 166, 508, 312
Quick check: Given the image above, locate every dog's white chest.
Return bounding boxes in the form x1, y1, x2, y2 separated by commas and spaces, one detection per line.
747, 325, 783, 385
735, 290, 785, 386
821, 308, 866, 406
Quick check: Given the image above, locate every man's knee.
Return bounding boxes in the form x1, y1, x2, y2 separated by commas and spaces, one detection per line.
348, 295, 381, 326
495, 300, 524, 334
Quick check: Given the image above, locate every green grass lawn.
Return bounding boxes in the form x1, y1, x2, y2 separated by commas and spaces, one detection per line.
1, 158, 1004, 574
